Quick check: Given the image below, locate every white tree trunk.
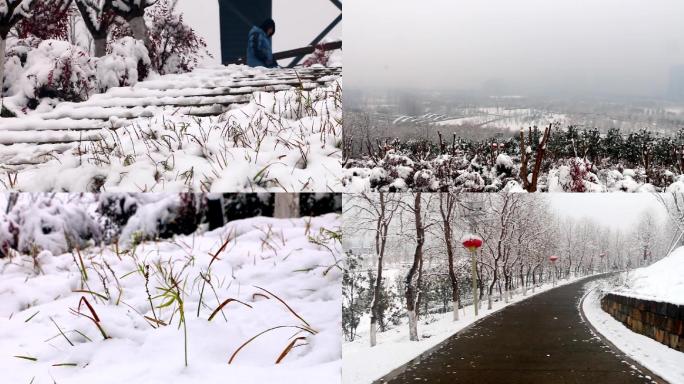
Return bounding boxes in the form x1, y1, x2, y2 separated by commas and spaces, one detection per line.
407, 310, 418, 341
504, 289, 510, 304
369, 320, 377, 347
274, 193, 300, 218
128, 16, 150, 46
452, 300, 459, 321
487, 295, 493, 310
93, 38, 107, 58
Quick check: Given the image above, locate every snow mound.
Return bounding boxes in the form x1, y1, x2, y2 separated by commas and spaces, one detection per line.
613, 247, 684, 305
0, 214, 342, 383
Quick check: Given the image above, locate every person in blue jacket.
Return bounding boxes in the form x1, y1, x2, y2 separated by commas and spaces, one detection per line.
246, 19, 278, 68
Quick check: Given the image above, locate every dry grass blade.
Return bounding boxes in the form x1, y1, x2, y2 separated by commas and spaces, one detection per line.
252, 293, 270, 301
77, 296, 100, 322
253, 286, 314, 331
144, 316, 168, 327
14, 355, 37, 362
228, 325, 314, 364
207, 298, 253, 321
275, 336, 307, 364
24, 311, 39, 323
209, 234, 233, 264
49, 317, 74, 346
72, 296, 109, 340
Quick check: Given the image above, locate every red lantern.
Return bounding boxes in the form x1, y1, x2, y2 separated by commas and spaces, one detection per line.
462, 235, 483, 252
549, 255, 559, 262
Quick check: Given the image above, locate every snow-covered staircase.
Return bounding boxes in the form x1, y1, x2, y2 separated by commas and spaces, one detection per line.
0, 66, 341, 168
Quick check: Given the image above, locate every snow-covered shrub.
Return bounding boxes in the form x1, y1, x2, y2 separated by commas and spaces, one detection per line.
116, 194, 206, 247
96, 36, 151, 91
2, 37, 39, 98
0, 196, 101, 255
303, 43, 332, 67
547, 158, 602, 192
495, 153, 516, 177
20, 40, 97, 106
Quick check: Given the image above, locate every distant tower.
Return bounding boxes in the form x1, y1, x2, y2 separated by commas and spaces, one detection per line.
218, 0, 272, 65
668, 65, 684, 100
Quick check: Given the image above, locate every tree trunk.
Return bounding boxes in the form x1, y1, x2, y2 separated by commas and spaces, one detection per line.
0, 37, 6, 94
439, 194, 460, 321
405, 192, 424, 342
274, 193, 300, 218
370, 193, 389, 347
93, 37, 107, 58
369, 319, 377, 347
128, 16, 150, 46
407, 309, 418, 341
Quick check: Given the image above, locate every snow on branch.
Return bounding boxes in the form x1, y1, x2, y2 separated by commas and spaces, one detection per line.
0, 0, 34, 38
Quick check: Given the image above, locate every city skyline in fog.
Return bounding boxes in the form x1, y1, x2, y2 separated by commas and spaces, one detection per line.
346, 0, 684, 98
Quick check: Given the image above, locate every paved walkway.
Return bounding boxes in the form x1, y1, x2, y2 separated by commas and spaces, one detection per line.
377, 276, 662, 384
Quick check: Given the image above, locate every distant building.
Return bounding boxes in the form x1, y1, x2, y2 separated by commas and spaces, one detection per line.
669, 65, 684, 100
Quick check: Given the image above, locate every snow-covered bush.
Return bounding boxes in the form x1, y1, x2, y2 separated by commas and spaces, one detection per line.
547, 158, 602, 192
99, 193, 206, 246
303, 43, 332, 67
20, 39, 97, 106
96, 36, 150, 91
0, 195, 101, 256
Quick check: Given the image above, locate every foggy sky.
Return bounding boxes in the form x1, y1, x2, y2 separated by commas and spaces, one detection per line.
345, 0, 684, 97
549, 194, 666, 231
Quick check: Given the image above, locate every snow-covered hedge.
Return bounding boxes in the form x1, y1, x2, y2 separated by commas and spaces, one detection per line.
96, 37, 151, 92
19, 39, 97, 106
0, 195, 101, 256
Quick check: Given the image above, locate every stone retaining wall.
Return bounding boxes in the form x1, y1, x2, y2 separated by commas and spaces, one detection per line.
601, 293, 684, 351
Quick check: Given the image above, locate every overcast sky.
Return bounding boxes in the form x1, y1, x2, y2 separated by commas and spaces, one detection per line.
345, 0, 684, 97
178, 0, 342, 64
549, 194, 667, 230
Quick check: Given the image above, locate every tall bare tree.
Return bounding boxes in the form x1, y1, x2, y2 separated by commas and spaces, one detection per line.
439, 193, 461, 321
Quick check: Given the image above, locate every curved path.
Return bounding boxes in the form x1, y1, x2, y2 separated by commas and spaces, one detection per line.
376, 276, 663, 384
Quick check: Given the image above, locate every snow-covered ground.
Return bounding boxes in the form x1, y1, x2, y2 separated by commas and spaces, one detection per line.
0, 66, 342, 192
343, 276, 587, 384
610, 247, 684, 305
582, 280, 684, 384
0, 214, 342, 384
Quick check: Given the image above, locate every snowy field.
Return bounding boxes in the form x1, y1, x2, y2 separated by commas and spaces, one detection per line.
0, 212, 343, 384
582, 280, 684, 384
610, 247, 684, 305
343, 276, 588, 384
0, 66, 342, 192
390, 107, 568, 132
